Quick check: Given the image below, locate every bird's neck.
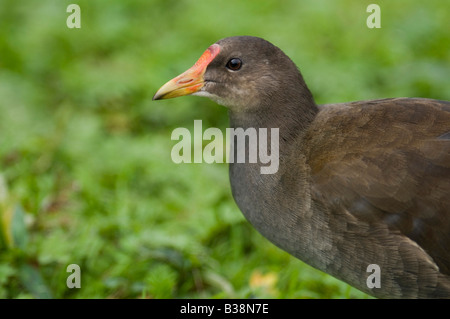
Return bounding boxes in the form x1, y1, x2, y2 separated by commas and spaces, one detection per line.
227, 96, 319, 255
228, 93, 318, 149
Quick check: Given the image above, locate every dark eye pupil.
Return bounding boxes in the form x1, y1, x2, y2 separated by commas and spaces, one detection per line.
227, 58, 242, 71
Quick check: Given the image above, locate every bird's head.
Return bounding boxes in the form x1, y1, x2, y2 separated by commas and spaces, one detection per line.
153, 36, 309, 112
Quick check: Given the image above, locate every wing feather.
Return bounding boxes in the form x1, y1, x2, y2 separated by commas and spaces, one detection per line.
305, 98, 450, 274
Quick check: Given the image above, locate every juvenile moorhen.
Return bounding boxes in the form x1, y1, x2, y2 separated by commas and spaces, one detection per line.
153, 36, 450, 298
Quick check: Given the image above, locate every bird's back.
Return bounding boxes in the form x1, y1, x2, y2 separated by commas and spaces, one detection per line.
302, 98, 450, 297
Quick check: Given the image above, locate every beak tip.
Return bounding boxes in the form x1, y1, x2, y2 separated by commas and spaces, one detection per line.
152, 90, 165, 101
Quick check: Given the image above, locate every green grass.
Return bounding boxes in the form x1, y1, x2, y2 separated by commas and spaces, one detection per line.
0, 0, 448, 298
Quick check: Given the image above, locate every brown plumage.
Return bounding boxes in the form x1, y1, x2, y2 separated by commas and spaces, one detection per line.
153, 36, 450, 298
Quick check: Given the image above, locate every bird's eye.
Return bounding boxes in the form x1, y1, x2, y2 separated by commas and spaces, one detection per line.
226, 58, 242, 71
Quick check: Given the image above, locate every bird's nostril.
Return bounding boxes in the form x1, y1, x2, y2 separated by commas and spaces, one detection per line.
178, 79, 193, 85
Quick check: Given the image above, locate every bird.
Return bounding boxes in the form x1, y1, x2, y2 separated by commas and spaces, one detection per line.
153, 36, 450, 298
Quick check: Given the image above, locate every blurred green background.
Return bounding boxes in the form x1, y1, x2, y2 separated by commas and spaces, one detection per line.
0, 0, 448, 299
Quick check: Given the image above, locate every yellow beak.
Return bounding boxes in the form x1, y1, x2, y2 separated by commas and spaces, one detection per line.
153, 44, 220, 100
